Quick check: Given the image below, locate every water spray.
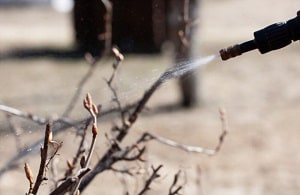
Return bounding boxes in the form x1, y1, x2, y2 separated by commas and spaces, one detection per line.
220, 10, 300, 61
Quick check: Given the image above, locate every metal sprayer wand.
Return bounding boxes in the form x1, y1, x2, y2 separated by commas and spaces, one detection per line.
219, 10, 300, 61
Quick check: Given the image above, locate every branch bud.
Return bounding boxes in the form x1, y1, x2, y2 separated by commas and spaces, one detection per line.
75, 190, 80, 195
67, 160, 73, 169
83, 99, 89, 110
24, 162, 34, 184
92, 104, 99, 115
112, 47, 124, 62
48, 130, 53, 143
92, 124, 98, 137
83, 93, 93, 110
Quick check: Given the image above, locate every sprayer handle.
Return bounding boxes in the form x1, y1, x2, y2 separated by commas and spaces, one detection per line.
254, 11, 300, 54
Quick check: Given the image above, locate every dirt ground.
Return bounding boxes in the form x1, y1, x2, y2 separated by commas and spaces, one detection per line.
1, 0, 300, 194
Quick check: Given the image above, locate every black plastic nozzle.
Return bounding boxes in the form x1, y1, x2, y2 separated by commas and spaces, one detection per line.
220, 10, 300, 61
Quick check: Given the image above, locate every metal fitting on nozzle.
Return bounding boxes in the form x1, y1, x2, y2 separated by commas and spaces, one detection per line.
220, 10, 300, 61
219, 45, 242, 61
220, 40, 257, 60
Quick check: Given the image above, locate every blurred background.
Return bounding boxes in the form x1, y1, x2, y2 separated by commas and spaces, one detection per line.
0, 0, 300, 194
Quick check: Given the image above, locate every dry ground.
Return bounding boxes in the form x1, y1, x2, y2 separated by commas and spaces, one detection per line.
1, 0, 300, 194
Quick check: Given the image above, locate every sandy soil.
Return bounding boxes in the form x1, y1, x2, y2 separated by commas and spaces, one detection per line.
1, 0, 300, 194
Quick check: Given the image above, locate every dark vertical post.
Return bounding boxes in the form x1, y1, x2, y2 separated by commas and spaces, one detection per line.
73, 0, 106, 56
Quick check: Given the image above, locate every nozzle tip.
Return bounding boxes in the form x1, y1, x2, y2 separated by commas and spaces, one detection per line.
219, 44, 242, 61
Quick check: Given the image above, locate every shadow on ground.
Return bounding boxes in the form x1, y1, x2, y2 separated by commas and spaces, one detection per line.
0, 48, 86, 60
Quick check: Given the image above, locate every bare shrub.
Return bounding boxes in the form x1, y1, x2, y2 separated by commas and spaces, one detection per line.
0, 47, 227, 194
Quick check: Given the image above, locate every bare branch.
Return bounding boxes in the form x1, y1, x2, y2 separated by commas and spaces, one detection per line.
6, 114, 23, 152
137, 165, 163, 195
0, 103, 136, 178
71, 93, 100, 194
107, 47, 124, 84
140, 132, 217, 155
52, 98, 98, 195
32, 123, 52, 194
169, 170, 183, 195
0, 104, 47, 125
138, 108, 228, 155
110, 167, 134, 176
62, 53, 98, 117
50, 168, 90, 195
106, 47, 125, 123
63, 120, 89, 179
214, 108, 228, 153
79, 47, 214, 190
112, 144, 146, 163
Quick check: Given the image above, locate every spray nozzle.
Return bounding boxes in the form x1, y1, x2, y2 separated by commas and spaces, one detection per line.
220, 10, 300, 61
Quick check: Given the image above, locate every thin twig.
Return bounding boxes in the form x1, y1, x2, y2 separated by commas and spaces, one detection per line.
6, 114, 23, 151
0, 103, 136, 178
62, 53, 98, 118
110, 167, 134, 176
64, 120, 89, 179
137, 165, 163, 195
50, 168, 90, 195
50, 93, 100, 195
140, 132, 216, 155
71, 93, 100, 194
215, 108, 228, 153
137, 108, 228, 155
0, 104, 47, 125
62, 0, 112, 118
106, 47, 125, 123
32, 123, 52, 194
169, 170, 183, 195
79, 52, 199, 191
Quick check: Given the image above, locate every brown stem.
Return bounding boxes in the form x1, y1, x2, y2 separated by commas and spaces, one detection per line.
32, 123, 51, 194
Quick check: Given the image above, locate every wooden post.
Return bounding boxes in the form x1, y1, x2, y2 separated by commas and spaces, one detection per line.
167, 0, 201, 107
